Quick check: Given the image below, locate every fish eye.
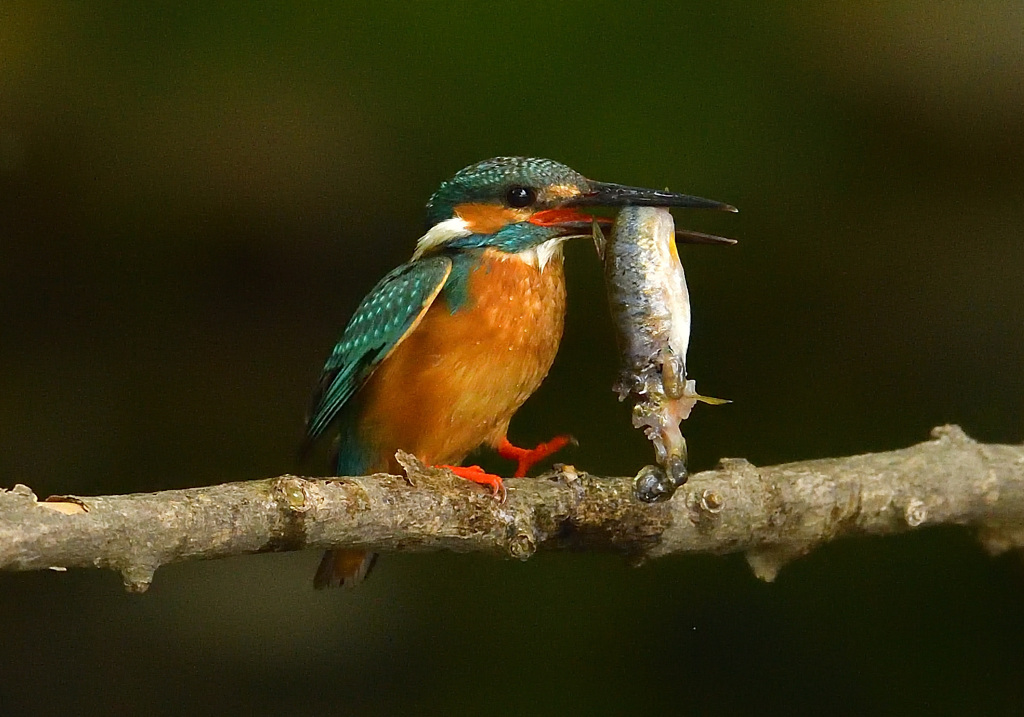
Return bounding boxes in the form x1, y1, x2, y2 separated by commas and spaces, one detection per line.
505, 185, 537, 208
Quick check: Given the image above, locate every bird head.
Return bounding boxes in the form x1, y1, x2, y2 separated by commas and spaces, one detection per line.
414, 156, 735, 263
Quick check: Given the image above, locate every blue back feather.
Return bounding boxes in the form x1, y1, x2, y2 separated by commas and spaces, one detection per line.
304, 255, 452, 446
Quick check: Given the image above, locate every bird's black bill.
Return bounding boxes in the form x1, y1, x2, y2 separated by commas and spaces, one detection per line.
568, 180, 738, 213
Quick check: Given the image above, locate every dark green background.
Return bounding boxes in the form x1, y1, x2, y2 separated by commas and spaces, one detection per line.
2, 3, 1022, 715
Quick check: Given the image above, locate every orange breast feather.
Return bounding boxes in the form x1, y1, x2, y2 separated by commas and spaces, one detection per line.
356, 249, 566, 472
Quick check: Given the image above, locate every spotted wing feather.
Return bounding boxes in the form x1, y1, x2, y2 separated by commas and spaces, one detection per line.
304, 255, 452, 444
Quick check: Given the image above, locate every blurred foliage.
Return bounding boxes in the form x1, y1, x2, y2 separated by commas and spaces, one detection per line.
1, 2, 1023, 715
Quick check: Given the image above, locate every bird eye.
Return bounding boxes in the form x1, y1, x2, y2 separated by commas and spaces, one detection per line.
505, 185, 537, 208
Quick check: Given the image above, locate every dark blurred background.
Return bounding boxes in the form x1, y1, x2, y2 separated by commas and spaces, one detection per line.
2, 3, 1023, 715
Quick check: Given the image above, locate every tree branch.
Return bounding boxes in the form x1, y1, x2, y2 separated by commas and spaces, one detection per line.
2, 425, 1022, 592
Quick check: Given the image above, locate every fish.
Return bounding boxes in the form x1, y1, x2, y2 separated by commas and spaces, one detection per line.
599, 205, 734, 502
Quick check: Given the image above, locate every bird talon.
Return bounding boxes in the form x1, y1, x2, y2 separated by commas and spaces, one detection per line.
438, 464, 507, 502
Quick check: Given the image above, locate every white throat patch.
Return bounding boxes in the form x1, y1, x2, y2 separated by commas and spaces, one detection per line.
515, 237, 565, 271
412, 216, 472, 259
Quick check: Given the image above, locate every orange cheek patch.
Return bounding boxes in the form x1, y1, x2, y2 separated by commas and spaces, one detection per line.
454, 203, 529, 234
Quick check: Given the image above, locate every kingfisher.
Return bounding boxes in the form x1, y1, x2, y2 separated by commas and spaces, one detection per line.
304, 156, 733, 588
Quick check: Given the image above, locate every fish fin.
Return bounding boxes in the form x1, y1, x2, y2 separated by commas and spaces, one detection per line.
684, 379, 731, 405
660, 347, 687, 399
592, 218, 606, 261
695, 394, 731, 405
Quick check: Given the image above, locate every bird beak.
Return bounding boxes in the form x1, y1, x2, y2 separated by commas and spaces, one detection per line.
566, 180, 738, 213
529, 180, 738, 246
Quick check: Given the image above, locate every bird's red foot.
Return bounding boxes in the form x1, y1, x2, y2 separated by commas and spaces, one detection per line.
438, 464, 507, 503
496, 435, 574, 478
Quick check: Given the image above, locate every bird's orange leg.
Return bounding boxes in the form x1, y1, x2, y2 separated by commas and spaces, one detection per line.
437, 464, 507, 503
496, 435, 573, 478
437, 435, 572, 502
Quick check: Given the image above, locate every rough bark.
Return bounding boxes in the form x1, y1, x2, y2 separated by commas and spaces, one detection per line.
1, 425, 1021, 592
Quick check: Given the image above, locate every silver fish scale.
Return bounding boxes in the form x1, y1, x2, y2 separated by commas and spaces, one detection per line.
606, 207, 692, 401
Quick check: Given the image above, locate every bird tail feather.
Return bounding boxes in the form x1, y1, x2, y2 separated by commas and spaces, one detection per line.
313, 549, 378, 589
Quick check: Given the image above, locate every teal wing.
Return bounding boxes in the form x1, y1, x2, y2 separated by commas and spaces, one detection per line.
304, 255, 452, 444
